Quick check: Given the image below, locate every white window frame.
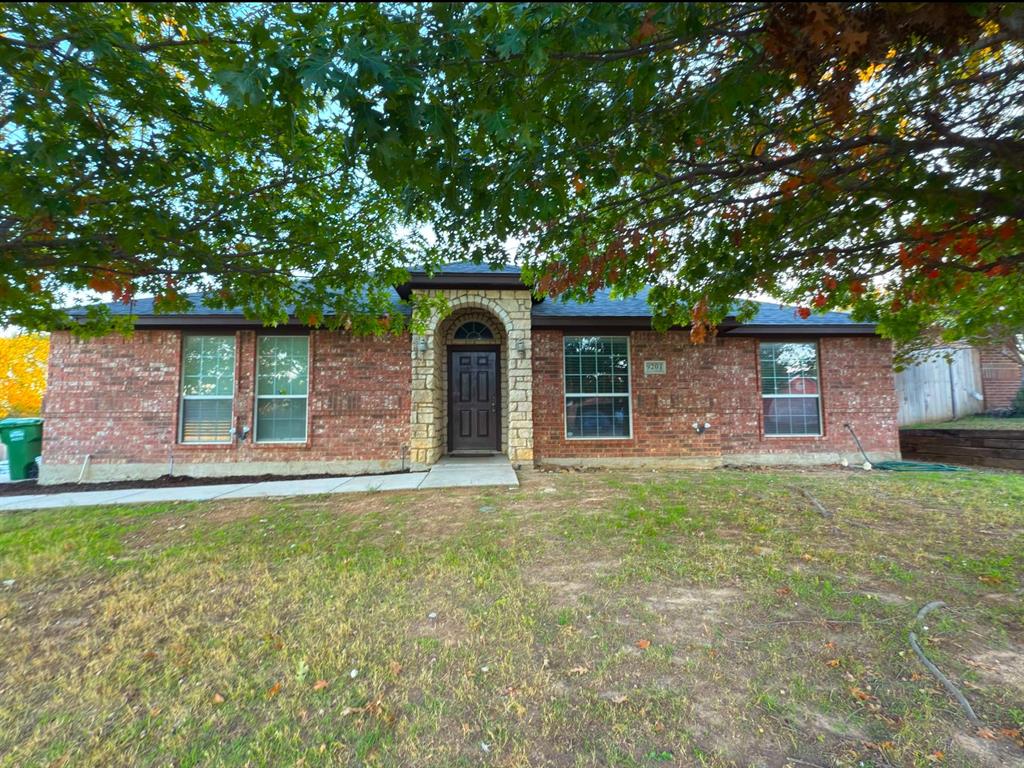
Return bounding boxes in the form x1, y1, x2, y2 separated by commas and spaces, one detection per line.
253, 335, 310, 444
178, 334, 236, 445
760, 340, 823, 438
563, 334, 633, 440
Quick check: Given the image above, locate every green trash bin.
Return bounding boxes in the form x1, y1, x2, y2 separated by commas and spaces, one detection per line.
0, 417, 43, 481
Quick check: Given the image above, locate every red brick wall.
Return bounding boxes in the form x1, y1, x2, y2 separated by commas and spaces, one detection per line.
979, 345, 1024, 411
43, 331, 180, 465
43, 329, 411, 469
532, 330, 899, 462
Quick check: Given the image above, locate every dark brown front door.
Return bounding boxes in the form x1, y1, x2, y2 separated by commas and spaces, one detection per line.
449, 346, 500, 452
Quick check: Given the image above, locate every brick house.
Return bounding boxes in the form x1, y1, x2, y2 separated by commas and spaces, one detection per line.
40, 264, 900, 483
979, 344, 1024, 412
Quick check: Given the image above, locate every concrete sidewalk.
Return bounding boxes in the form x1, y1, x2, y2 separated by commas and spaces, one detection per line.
0, 455, 519, 512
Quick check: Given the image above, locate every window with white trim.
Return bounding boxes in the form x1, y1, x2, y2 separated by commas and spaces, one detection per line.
564, 335, 631, 438
760, 341, 822, 436
255, 336, 309, 443
179, 335, 235, 443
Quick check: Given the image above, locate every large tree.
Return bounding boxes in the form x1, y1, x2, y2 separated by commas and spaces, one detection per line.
0, 3, 418, 335
2, 3, 1022, 355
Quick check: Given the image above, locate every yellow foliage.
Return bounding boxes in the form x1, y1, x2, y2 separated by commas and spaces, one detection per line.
0, 334, 49, 418
857, 61, 886, 83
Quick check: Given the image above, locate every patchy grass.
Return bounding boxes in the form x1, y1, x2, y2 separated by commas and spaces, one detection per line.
904, 416, 1024, 431
1, 468, 1023, 767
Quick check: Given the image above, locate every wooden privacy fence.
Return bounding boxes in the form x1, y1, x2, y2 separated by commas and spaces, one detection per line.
900, 429, 1024, 471
895, 347, 985, 426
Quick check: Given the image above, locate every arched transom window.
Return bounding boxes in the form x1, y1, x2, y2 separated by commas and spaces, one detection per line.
454, 321, 495, 340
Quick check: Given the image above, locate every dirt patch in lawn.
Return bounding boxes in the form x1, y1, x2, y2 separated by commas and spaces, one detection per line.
968, 647, 1024, 694
643, 586, 742, 638
525, 555, 622, 607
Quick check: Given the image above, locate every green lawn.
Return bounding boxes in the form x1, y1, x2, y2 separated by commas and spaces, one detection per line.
2, 468, 1023, 767
903, 416, 1024, 430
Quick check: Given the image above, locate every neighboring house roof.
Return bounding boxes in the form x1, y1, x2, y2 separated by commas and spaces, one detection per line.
69, 262, 876, 334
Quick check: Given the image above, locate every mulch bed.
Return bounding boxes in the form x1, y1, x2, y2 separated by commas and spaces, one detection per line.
0, 469, 408, 497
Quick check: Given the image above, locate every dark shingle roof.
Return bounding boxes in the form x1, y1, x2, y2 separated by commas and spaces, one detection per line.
68, 286, 411, 322
410, 261, 523, 275
70, 263, 873, 331
533, 285, 863, 326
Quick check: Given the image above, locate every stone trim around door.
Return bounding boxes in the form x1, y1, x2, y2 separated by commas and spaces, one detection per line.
409, 289, 534, 468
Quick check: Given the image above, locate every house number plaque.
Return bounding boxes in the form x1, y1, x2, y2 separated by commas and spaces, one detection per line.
644, 360, 667, 375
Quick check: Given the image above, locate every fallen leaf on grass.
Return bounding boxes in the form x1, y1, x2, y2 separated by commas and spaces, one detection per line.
850, 686, 877, 703
999, 727, 1024, 747
775, 586, 792, 597
926, 750, 944, 763
341, 697, 388, 720
212, 693, 225, 704
389, 660, 402, 677
635, 639, 651, 650
313, 679, 329, 691
267, 682, 282, 699
568, 665, 590, 676
863, 740, 895, 751
826, 658, 841, 668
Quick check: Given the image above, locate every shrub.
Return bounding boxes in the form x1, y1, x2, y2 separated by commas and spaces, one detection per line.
1012, 382, 1024, 416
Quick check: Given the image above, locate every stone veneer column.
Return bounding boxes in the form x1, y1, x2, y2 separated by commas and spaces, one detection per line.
409, 289, 533, 467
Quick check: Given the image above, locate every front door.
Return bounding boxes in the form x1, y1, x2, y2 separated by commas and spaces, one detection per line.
448, 346, 500, 453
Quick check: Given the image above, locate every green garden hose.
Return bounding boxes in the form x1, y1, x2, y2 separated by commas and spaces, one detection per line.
843, 423, 969, 472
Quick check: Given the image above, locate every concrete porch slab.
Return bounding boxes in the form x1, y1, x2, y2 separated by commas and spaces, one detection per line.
418, 455, 519, 489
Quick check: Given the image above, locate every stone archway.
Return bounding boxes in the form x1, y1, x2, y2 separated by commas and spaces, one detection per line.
409, 290, 533, 467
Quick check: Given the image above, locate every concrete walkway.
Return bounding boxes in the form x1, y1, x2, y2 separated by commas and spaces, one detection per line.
0, 455, 519, 512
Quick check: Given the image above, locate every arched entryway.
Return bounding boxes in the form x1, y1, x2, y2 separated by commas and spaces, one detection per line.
408, 290, 534, 468
439, 310, 507, 454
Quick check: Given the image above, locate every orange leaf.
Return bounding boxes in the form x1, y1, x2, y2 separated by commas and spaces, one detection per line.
636, 639, 651, 650
212, 692, 225, 704
632, 11, 659, 45
995, 220, 1016, 241
850, 686, 874, 702
267, 681, 282, 699
826, 659, 841, 668
389, 660, 403, 677
779, 176, 802, 195
313, 679, 329, 691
